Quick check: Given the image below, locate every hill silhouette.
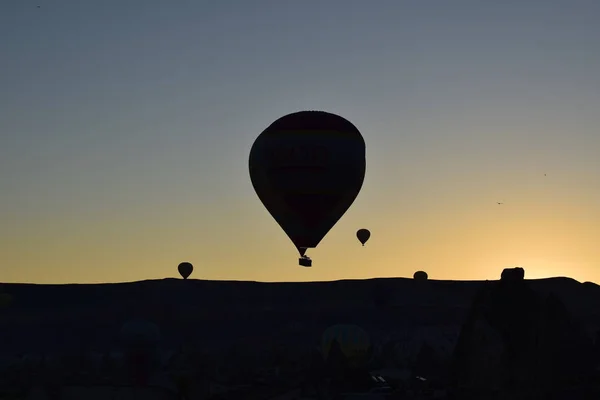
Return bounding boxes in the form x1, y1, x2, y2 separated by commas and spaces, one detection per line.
2, 276, 599, 358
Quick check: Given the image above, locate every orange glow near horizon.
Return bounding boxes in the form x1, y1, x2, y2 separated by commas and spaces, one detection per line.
2, 1, 600, 285
2, 181, 599, 285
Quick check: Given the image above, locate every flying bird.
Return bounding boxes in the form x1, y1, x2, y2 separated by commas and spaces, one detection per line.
497, 202, 504, 205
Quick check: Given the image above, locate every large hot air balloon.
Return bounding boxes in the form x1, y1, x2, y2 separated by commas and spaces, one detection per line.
178, 262, 193, 279
249, 111, 366, 266
356, 228, 370, 246
321, 324, 372, 368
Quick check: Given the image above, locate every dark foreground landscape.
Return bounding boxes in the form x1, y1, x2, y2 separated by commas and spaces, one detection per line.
2, 268, 600, 399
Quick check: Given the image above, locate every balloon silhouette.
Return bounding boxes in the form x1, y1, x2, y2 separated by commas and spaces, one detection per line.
178, 262, 193, 279
356, 229, 370, 246
413, 270, 428, 281
249, 111, 366, 265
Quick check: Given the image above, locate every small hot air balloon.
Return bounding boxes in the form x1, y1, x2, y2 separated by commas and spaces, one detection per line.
413, 271, 428, 281
178, 262, 193, 279
356, 229, 370, 246
321, 324, 372, 368
249, 110, 366, 266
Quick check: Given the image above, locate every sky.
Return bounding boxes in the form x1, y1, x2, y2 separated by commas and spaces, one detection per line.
1, 0, 600, 284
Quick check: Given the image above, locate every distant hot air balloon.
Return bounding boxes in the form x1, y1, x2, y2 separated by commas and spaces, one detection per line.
356, 229, 370, 246
321, 324, 372, 368
249, 111, 366, 266
413, 271, 428, 281
178, 262, 193, 279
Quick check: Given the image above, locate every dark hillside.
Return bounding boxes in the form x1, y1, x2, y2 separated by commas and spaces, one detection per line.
1, 277, 598, 355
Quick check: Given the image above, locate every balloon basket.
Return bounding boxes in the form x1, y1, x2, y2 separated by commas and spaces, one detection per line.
299, 256, 312, 267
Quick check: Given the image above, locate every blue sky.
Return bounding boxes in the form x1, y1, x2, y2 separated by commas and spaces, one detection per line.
1, 0, 600, 283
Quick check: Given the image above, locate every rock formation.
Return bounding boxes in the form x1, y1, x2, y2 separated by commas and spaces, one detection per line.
449, 268, 595, 398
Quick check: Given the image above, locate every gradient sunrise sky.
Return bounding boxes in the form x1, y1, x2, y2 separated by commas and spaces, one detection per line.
1, 0, 599, 284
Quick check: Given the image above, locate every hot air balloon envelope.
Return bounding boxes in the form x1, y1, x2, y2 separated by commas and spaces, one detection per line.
321, 324, 371, 368
178, 262, 193, 279
356, 228, 370, 245
249, 111, 366, 255
413, 271, 428, 281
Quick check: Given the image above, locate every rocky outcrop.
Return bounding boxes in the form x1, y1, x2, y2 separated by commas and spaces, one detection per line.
449, 268, 595, 397
412, 342, 444, 382
532, 292, 595, 388
500, 267, 524, 282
